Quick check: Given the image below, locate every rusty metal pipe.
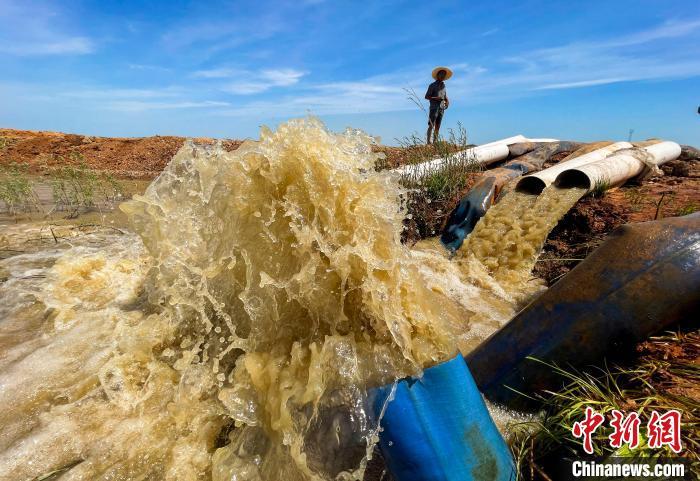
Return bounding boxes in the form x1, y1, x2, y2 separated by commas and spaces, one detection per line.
465, 214, 700, 411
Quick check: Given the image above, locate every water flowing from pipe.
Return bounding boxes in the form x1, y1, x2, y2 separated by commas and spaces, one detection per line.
0, 119, 583, 481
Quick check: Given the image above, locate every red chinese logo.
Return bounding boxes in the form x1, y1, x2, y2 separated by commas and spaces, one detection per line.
608, 410, 641, 449
572, 408, 682, 454
647, 409, 682, 454
572, 406, 605, 454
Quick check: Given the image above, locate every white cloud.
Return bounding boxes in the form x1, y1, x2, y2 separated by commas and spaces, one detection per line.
212, 18, 700, 118
606, 19, 700, 47
106, 100, 231, 112
261, 69, 306, 86
128, 64, 172, 72
480, 28, 500, 37
215, 72, 420, 117
450, 18, 700, 97
0, 1, 95, 56
192, 68, 241, 79
223, 82, 270, 95
62, 88, 181, 99
0, 37, 94, 56
2, 79, 231, 113
220, 68, 307, 94
4, 13, 699, 123
161, 13, 286, 55
535, 78, 631, 90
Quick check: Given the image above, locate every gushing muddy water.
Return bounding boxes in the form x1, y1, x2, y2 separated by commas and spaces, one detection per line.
0, 119, 581, 481
462, 186, 587, 302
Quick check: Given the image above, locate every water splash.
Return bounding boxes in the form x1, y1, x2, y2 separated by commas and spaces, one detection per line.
0, 119, 580, 481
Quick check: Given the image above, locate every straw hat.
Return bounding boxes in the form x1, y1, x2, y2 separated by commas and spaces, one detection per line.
431, 66, 453, 80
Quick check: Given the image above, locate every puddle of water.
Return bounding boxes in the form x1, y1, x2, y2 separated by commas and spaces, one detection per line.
0, 178, 151, 227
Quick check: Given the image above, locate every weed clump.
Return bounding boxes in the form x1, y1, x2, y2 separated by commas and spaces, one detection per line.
0, 152, 123, 218
0, 162, 40, 214
676, 202, 699, 217
45, 156, 124, 217
387, 123, 481, 242
590, 177, 612, 198
509, 330, 700, 479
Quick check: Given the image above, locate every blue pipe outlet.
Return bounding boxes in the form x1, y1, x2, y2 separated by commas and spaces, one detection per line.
370, 355, 515, 481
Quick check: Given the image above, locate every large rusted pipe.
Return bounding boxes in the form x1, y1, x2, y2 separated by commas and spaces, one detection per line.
465, 214, 700, 410
515, 141, 632, 195
555, 141, 681, 193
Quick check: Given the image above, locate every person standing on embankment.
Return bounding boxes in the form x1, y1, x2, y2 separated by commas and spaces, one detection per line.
425, 66, 452, 144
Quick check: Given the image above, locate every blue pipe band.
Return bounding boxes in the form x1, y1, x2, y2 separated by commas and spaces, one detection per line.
370, 355, 515, 481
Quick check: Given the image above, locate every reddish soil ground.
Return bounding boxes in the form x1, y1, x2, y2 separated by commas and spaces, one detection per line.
0, 128, 243, 179
637, 330, 700, 402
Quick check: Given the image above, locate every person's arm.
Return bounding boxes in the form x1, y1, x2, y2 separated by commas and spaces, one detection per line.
425, 85, 440, 101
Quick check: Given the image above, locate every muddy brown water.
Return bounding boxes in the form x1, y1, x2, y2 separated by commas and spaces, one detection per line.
0, 120, 583, 481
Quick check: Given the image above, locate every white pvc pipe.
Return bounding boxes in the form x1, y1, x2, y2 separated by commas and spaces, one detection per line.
477, 135, 527, 148
554, 141, 681, 193
515, 142, 633, 194
393, 142, 510, 177
393, 135, 558, 177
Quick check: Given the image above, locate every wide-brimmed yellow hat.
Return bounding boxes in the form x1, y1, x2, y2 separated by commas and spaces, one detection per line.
431, 66, 453, 80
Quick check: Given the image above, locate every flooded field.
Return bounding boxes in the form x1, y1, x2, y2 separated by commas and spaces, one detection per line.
0, 177, 151, 229
0, 119, 586, 481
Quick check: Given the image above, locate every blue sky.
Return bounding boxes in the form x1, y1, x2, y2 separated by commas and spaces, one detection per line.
1, 0, 699, 145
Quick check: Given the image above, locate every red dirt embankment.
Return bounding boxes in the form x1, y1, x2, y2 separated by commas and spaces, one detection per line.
0, 128, 243, 179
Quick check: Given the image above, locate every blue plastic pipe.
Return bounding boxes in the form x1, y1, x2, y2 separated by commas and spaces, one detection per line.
370, 355, 515, 481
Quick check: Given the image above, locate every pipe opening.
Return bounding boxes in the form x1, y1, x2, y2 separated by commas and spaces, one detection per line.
554, 169, 591, 190
515, 176, 547, 195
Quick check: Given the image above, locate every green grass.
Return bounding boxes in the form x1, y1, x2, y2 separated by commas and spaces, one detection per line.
590, 177, 612, 198
676, 202, 698, 217
0, 162, 41, 214
1, 154, 124, 218
393, 122, 482, 240
623, 188, 646, 212
43, 151, 123, 218
509, 330, 700, 479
